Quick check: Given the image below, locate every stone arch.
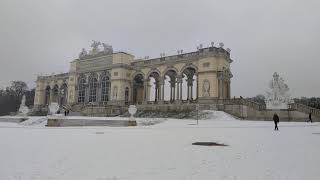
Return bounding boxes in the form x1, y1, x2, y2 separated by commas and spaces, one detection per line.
162, 66, 179, 77
132, 73, 145, 104
146, 68, 161, 78
146, 69, 161, 102
99, 70, 111, 80
163, 68, 179, 101
88, 72, 98, 81
77, 74, 86, 84
180, 63, 198, 75
59, 83, 68, 105
131, 71, 145, 80
180, 64, 198, 100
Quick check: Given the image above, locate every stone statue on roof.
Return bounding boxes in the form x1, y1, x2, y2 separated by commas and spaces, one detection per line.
102, 43, 113, 54
79, 48, 87, 59
90, 40, 101, 55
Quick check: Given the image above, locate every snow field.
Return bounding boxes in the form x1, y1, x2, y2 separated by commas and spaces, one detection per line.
0, 111, 319, 180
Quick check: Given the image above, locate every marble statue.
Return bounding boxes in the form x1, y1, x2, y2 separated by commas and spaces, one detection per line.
102, 43, 113, 54
18, 95, 30, 116
265, 72, 292, 109
90, 40, 101, 55
79, 48, 87, 59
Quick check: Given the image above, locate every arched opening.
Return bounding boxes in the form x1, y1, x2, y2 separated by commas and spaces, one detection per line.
132, 74, 144, 104
164, 69, 178, 102
88, 75, 98, 102
59, 83, 68, 106
147, 71, 161, 102
125, 87, 129, 104
52, 85, 59, 103
44, 86, 50, 105
100, 76, 110, 102
78, 78, 86, 103
181, 67, 197, 101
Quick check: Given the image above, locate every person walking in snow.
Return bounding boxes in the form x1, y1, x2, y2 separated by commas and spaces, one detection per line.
308, 112, 313, 123
273, 113, 279, 131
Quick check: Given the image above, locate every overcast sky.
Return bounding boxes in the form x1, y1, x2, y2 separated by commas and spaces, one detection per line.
0, 0, 319, 97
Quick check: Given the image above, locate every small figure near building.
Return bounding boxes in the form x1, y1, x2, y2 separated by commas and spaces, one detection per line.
308, 112, 313, 123
273, 113, 279, 131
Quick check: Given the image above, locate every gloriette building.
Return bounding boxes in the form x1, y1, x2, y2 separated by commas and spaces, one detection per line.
33, 41, 233, 115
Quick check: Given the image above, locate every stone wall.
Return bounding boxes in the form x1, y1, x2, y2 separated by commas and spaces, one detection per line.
47, 118, 136, 127
225, 104, 320, 122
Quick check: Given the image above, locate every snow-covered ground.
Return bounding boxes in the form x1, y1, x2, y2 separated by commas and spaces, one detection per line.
0, 111, 319, 180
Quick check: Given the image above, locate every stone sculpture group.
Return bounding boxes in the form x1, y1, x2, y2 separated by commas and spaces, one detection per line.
265, 72, 292, 109
79, 40, 113, 59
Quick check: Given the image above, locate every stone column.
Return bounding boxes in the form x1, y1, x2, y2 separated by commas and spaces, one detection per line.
196, 76, 199, 100
190, 84, 193, 100
49, 89, 54, 104
155, 86, 158, 101
143, 80, 148, 103
172, 80, 176, 101
161, 80, 164, 101
187, 78, 193, 100
158, 85, 161, 101
176, 81, 180, 101
147, 84, 151, 101
187, 85, 190, 100
169, 82, 172, 101
176, 75, 182, 102
180, 80, 182, 100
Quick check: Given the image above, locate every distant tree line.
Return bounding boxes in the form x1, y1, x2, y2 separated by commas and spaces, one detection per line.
246, 94, 266, 105
247, 94, 320, 109
0, 81, 35, 116
293, 97, 320, 109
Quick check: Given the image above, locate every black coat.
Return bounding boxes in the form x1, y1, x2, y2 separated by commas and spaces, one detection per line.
273, 114, 279, 123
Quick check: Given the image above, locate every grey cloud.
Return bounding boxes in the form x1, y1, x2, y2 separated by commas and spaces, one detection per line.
0, 0, 319, 97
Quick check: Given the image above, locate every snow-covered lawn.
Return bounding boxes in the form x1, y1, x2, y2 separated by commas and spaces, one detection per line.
0, 112, 319, 180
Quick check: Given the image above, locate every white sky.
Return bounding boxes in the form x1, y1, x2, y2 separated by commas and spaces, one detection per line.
0, 0, 319, 98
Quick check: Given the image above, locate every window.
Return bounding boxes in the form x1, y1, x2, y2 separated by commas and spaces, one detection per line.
101, 76, 110, 102
78, 79, 86, 103
89, 77, 98, 102
203, 62, 210, 67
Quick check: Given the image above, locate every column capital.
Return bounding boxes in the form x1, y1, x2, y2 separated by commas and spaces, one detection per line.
159, 79, 165, 85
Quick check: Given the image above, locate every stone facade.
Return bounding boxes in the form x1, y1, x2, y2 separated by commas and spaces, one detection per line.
33, 41, 233, 115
